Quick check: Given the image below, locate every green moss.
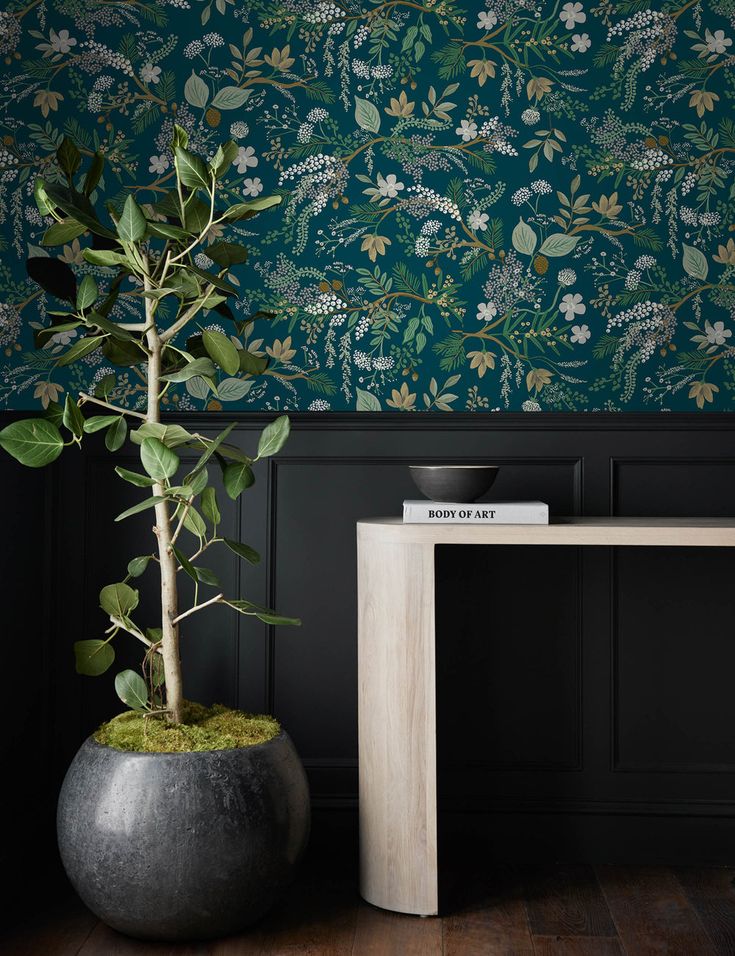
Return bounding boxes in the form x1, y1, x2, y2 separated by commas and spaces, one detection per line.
94, 701, 280, 753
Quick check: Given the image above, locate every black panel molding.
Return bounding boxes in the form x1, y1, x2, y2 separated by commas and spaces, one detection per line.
3, 409, 735, 861
160, 411, 735, 431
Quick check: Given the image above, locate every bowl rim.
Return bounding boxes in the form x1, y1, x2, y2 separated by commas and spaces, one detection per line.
409, 464, 499, 471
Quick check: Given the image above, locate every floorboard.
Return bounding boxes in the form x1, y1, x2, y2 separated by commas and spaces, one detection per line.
442, 864, 534, 956
530, 937, 622, 955
675, 867, 735, 956
522, 864, 617, 938
597, 864, 718, 956
0, 897, 96, 956
5, 860, 735, 954
351, 906, 442, 955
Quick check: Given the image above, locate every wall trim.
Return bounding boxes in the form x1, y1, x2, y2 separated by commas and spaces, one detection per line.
166, 411, 735, 431
5, 410, 735, 431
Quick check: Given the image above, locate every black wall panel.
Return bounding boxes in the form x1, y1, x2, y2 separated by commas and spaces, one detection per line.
4, 411, 735, 863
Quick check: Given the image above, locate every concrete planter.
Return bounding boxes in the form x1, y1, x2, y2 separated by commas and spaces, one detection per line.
57, 730, 310, 941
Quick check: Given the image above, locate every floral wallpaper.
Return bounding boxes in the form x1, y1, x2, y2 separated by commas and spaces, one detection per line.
1, 0, 734, 412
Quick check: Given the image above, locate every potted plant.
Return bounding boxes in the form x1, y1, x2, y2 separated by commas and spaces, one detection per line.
0, 129, 309, 942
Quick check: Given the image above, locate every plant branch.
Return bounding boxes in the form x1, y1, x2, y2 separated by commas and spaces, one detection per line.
144, 266, 184, 724
78, 393, 147, 420
108, 616, 155, 649
171, 593, 224, 625
170, 496, 194, 546
168, 173, 218, 266
159, 284, 218, 343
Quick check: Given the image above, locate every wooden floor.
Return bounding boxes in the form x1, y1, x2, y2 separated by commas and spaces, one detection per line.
4, 823, 735, 955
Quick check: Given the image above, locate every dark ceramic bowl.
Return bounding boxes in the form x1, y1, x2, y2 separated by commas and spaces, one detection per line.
409, 465, 499, 503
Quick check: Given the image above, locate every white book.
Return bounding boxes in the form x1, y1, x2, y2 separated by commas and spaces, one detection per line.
402, 500, 549, 524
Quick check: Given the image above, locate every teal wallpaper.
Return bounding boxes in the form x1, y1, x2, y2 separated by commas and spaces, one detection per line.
1, 0, 734, 412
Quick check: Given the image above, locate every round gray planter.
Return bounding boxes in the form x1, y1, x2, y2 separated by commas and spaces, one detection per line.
57, 730, 310, 941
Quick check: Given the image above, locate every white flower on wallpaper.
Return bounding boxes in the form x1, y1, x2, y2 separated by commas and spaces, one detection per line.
0, 0, 733, 414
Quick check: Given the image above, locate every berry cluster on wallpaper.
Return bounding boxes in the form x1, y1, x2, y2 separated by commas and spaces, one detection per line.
0, 0, 734, 412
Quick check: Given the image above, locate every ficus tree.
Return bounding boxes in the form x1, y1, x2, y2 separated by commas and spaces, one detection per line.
0, 128, 298, 725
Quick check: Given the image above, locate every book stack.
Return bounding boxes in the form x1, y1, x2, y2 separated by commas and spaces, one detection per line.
402, 499, 549, 524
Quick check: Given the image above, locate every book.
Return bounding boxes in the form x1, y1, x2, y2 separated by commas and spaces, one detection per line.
402, 500, 549, 524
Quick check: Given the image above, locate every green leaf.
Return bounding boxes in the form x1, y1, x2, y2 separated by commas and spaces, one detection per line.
187, 376, 210, 401
511, 218, 537, 256
183, 504, 207, 537
181, 196, 211, 233
211, 141, 239, 178
42, 219, 86, 246
56, 137, 81, 180
682, 243, 709, 281
0, 419, 64, 468
114, 670, 148, 711
172, 544, 197, 581
140, 437, 179, 480
117, 194, 147, 243
83, 414, 119, 434
57, 335, 104, 367
44, 401, 64, 427
42, 184, 117, 240
356, 387, 381, 411
256, 415, 290, 459
127, 555, 151, 578
239, 350, 269, 375
187, 422, 236, 481
184, 70, 209, 109
115, 495, 168, 522
538, 233, 579, 257
62, 396, 84, 438
174, 146, 210, 190
82, 249, 131, 268
94, 373, 116, 400
217, 378, 252, 401
223, 195, 282, 221
194, 566, 220, 586
187, 263, 238, 297
354, 96, 381, 133
105, 416, 127, 452
34, 179, 53, 216
201, 486, 221, 526
255, 612, 301, 626
99, 582, 139, 618
129, 422, 167, 445
211, 86, 251, 110
203, 329, 240, 375
87, 312, 136, 341
115, 466, 156, 487
183, 465, 208, 496
207, 241, 248, 267
74, 640, 114, 677
83, 152, 105, 196
146, 221, 190, 242
218, 443, 251, 463
161, 357, 217, 383
172, 123, 189, 149
102, 338, 146, 367
76, 276, 98, 312
26, 257, 77, 303
223, 538, 260, 564
223, 461, 254, 499
160, 424, 196, 448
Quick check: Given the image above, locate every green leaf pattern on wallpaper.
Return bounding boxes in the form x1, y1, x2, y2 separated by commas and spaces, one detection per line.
0, 0, 734, 411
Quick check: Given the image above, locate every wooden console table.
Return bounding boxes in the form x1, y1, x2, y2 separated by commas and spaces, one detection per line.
356, 517, 735, 916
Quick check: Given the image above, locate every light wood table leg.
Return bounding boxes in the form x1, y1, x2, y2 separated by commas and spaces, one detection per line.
357, 532, 438, 916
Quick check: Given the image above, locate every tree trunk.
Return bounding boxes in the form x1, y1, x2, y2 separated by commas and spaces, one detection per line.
145, 294, 185, 724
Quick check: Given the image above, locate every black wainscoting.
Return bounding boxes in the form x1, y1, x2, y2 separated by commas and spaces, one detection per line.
3, 412, 735, 869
